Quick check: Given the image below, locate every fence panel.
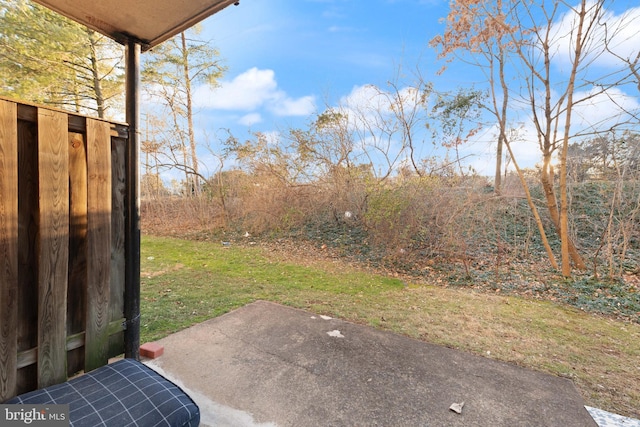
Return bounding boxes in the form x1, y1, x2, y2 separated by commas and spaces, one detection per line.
0, 100, 18, 400
0, 98, 128, 401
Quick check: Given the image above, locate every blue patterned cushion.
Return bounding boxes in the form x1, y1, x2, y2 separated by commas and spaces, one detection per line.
7, 358, 199, 427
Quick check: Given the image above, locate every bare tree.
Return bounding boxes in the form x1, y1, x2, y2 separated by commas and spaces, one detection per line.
430, 0, 517, 194
143, 27, 225, 195
433, 0, 640, 276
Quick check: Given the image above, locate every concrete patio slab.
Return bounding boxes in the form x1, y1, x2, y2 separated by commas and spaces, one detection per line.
145, 300, 598, 426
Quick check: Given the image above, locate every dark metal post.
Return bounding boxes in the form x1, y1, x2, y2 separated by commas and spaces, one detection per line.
124, 39, 141, 360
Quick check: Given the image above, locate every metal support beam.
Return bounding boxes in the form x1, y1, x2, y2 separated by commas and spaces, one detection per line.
124, 39, 141, 360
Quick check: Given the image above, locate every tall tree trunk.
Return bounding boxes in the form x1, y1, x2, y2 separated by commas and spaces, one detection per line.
87, 29, 105, 119
558, 0, 589, 276
540, 157, 586, 273
535, 6, 585, 276
494, 46, 508, 195
181, 32, 199, 195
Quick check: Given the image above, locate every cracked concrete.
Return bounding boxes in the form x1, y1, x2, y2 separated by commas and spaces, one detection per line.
144, 300, 597, 426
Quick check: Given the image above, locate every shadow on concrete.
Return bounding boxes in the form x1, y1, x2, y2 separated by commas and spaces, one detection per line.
145, 300, 597, 427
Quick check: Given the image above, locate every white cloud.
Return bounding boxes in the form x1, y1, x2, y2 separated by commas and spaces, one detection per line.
341, 84, 390, 109
335, 84, 394, 128
334, 84, 427, 133
340, 84, 424, 113
270, 95, 316, 116
528, 85, 640, 136
324, 84, 429, 176
193, 67, 316, 117
547, 2, 640, 70
261, 131, 281, 146
239, 113, 263, 126
461, 85, 640, 176
458, 119, 554, 177
570, 87, 640, 132
194, 68, 277, 110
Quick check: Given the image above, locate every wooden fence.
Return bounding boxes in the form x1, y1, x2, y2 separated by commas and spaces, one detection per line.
0, 98, 129, 400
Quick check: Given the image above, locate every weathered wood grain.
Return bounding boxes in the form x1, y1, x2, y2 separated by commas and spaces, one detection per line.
67, 131, 88, 376
10, 97, 128, 138
16, 116, 39, 394
109, 137, 126, 357
0, 100, 18, 401
17, 318, 124, 370
37, 108, 69, 388
4, 99, 130, 395
85, 119, 112, 371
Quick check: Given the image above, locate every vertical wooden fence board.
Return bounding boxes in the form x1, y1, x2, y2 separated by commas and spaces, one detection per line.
16, 116, 39, 395
67, 131, 88, 376
0, 100, 18, 401
85, 119, 112, 371
16, 113, 39, 355
109, 136, 126, 357
37, 108, 69, 388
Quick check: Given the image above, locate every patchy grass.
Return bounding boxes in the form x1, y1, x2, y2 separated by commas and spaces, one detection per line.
140, 235, 404, 340
141, 235, 640, 419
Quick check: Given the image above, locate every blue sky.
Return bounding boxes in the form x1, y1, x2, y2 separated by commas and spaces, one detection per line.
148, 0, 640, 180
181, 0, 478, 178
195, 0, 447, 124
203, 0, 443, 97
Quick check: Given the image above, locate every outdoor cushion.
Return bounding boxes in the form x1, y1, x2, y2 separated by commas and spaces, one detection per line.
6, 358, 199, 427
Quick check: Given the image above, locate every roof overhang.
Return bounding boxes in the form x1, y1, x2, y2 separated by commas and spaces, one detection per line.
32, 0, 239, 51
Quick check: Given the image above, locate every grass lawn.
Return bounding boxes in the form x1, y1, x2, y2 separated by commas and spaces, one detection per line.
141, 235, 640, 419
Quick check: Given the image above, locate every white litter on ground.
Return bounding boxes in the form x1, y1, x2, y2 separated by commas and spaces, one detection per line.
586, 406, 640, 427
327, 330, 344, 338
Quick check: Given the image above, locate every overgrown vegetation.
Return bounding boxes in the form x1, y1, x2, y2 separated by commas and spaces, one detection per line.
143, 166, 640, 325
